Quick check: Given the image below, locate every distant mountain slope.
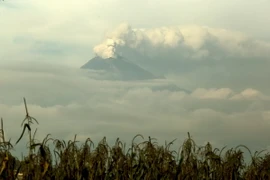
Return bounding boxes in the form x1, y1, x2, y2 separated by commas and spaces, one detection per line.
81, 56, 162, 81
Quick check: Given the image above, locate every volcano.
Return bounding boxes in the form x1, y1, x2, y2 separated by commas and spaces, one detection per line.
80, 56, 162, 81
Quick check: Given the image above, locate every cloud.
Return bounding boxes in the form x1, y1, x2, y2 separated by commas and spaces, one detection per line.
90, 24, 270, 95
231, 88, 269, 100
191, 88, 234, 99
1, 63, 270, 158
190, 88, 270, 101
91, 24, 270, 95
1, 0, 270, 68
93, 23, 270, 59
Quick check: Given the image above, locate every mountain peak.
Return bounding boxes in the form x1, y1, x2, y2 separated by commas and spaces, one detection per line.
81, 56, 162, 81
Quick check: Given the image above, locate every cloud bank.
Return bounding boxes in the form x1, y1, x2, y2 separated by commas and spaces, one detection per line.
1, 63, 270, 159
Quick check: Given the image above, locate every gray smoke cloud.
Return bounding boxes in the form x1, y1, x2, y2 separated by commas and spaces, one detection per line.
92, 23, 270, 93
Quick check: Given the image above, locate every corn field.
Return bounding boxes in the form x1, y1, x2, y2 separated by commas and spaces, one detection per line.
0, 98, 270, 180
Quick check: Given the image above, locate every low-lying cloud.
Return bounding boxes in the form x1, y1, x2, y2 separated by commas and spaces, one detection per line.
1, 63, 270, 158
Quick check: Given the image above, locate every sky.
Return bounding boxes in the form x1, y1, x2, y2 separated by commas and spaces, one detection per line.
1, 0, 270, 159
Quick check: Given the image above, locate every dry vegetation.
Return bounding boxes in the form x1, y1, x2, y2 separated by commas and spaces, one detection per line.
0, 98, 270, 180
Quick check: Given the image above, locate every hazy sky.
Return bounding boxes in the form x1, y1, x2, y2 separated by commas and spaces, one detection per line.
1, 0, 270, 159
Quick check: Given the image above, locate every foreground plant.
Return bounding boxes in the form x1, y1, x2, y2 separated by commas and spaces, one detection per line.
1, 98, 270, 179
0, 118, 20, 180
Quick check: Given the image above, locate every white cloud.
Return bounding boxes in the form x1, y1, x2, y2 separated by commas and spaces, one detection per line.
191, 88, 234, 99
231, 88, 269, 100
